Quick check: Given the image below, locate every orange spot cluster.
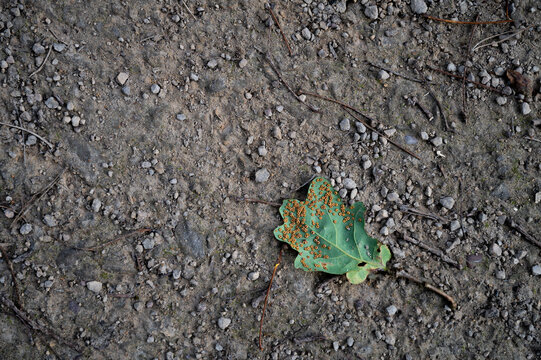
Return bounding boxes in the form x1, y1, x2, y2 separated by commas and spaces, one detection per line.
276, 178, 356, 270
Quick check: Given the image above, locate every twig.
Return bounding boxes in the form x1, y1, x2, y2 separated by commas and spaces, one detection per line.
367, 61, 425, 84
139, 34, 159, 43
505, 218, 541, 249
181, 0, 197, 20
298, 91, 421, 160
472, 26, 533, 52
259, 245, 285, 351
428, 66, 504, 94
264, 55, 319, 113
29, 45, 52, 78
396, 270, 457, 309
292, 333, 327, 345
408, 96, 433, 121
423, 14, 513, 25
0, 121, 54, 148
237, 197, 282, 207
74, 228, 152, 252
0, 293, 83, 353
399, 205, 449, 223
430, 92, 449, 131
268, 5, 292, 56
47, 28, 69, 46
524, 137, 541, 144
11, 170, 65, 227
400, 234, 461, 269
462, 14, 480, 122
0, 247, 22, 308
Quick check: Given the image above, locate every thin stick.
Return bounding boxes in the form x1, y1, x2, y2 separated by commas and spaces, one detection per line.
0, 121, 54, 148
472, 26, 533, 52
408, 97, 433, 121
399, 205, 449, 223
400, 234, 461, 269
524, 137, 541, 144
0, 293, 83, 353
47, 28, 69, 46
181, 1, 197, 20
11, 170, 65, 227
264, 55, 319, 113
430, 92, 449, 131
268, 5, 293, 56
0, 247, 22, 308
259, 246, 285, 351
396, 270, 457, 309
74, 228, 152, 252
29, 45, 53, 78
237, 197, 282, 207
505, 218, 541, 249
428, 66, 503, 94
139, 34, 158, 43
423, 14, 513, 25
367, 61, 424, 84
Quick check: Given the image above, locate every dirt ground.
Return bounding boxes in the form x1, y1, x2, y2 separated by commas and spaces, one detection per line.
0, 0, 540, 359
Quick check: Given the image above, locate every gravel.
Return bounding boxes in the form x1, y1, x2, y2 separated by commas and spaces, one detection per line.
116, 72, 129, 85
410, 0, 428, 14
439, 197, 455, 210
217, 317, 231, 330
364, 5, 378, 20
255, 168, 270, 183
490, 243, 502, 257
339, 118, 350, 131
431, 136, 443, 147
86, 281, 103, 293
532, 265, 541, 276
151, 84, 161, 94
45, 97, 59, 109
20, 223, 33, 235
378, 70, 390, 80
386, 305, 398, 316
521, 102, 531, 115
342, 178, 356, 190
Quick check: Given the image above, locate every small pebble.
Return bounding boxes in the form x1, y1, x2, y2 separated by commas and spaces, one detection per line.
440, 196, 455, 210
332, 341, 339, 351
490, 243, 502, 257
532, 265, 541, 276
133, 301, 144, 311
43, 214, 57, 227
92, 199, 102, 212
20, 223, 33, 235
343, 178, 356, 190
45, 97, 59, 109
495, 270, 506, 280
151, 84, 161, 94
86, 281, 103, 293
255, 168, 270, 183
207, 59, 218, 69
387, 192, 399, 202
116, 72, 129, 85
121, 86, 131, 96
521, 102, 531, 115
248, 271, 260, 281
410, 0, 428, 14
466, 254, 483, 268
496, 97, 507, 106
447, 63, 457, 72
386, 305, 398, 316
420, 131, 429, 140
339, 118, 350, 131
378, 70, 390, 80
449, 220, 460, 232
239, 58, 248, 68
176, 113, 187, 121
217, 317, 231, 330
4, 209, 15, 219
347, 337, 354, 347
364, 5, 379, 20
431, 136, 443, 147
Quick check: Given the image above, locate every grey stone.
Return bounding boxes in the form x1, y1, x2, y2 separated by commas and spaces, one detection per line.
53, 43, 66, 52
45, 97, 59, 109
495, 270, 506, 280
133, 301, 144, 311
207, 59, 218, 69
387, 192, 399, 202
532, 265, 541, 276
336, 1, 347, 13
411, 0, 428, 14
32, 43, 46, 55
86, 281, 103, 293
404, 135, 418, 145
174, 217, 206, 258
496, 96, 507, 105
364, 5, 378, 20
121, 86, 131, 96
116, 72, 129, 85
43, 214, 57, 227
218, 317, 231, 330
356, 122, 366, 133
91, 198, 102, 212
347, 337, 354, 347
339, 118, 350, 131
420, 131, 429, 140
447, 63, 457, 72
450, 220, 461, 231
431, 136, 443, 147
378, 70, 390, 80
248, 271, 259, 281
343, 178, 356, 190
490, 243, 502, 257
440, 196, 455, 209
521, 102, 531, 115
386, 305, 398, 316
20, 223, 33, 235
176, 113, 187, 121
301, 27, 312, 40
255, 168, 270, 183
151, 84, 161, 94
239, 58, 248, 68
142, 238, 155, 250
25, 135, 37, 146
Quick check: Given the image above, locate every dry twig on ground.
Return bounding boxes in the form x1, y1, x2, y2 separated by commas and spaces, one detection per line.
396, 270, 457, 309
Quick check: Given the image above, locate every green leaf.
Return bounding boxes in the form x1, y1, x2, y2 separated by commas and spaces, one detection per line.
273, 177, 391, 284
